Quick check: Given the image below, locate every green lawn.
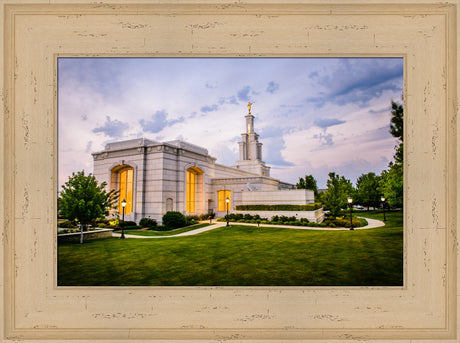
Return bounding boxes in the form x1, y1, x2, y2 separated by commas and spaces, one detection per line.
58, 211, 403, 286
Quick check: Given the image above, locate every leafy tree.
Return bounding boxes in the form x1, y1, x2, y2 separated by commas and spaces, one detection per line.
296, 174, 319, 199
296, 177, 306, 189
390, 100, 404, 164
59, 171, 118, 243
379, 162, 403, 209
355, 172, 382, 210
390, 100, 403, 139
323, 172, 354, 217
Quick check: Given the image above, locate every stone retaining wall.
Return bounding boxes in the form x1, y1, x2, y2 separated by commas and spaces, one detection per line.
58, 229, 114, 243
234, 208, 324, 223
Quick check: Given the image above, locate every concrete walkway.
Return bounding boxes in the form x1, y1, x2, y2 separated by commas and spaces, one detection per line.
112, 222, 227, 239
111, 217, 385, 239
358, 217, 386, 229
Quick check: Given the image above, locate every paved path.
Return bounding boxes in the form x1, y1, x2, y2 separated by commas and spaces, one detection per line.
359, 217, 386, 229
112, 217, 385, 239
112, 222, 227, 239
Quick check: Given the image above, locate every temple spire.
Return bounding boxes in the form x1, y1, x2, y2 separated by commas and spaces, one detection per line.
236, 104, 270, 177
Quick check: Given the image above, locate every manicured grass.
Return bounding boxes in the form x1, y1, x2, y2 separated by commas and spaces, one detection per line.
124, 223, 210, 236
58, 211, 403, 286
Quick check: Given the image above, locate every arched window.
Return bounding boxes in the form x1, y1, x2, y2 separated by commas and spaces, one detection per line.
117, 167, 134, 215
186, 169, 197, 213
218, 190, 231, 211
186, 166, 204, 214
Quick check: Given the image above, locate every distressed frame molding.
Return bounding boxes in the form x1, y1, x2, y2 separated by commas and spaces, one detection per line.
0, 1, 458, 342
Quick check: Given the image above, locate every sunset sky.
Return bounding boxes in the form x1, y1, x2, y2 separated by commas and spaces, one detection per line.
58, 57, 403, 189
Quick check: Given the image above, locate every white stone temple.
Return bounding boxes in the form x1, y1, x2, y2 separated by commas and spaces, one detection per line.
92, 104, 316, 223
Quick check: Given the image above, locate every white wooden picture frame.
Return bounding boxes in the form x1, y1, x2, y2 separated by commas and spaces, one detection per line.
0, 1, 458, 341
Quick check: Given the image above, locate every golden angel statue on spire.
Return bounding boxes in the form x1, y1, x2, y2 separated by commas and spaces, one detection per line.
247, 102, 254, 114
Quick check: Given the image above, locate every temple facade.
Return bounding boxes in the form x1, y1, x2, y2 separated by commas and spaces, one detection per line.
92, 105, 315, 223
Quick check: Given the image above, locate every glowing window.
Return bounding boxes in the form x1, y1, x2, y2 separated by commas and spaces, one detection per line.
186, 169, 196, 213
118, 168, 133, 215
218, 190, 231, 211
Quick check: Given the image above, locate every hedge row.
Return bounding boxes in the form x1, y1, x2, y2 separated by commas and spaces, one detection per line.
235, 203, 322, 211
218, 213, 368, 228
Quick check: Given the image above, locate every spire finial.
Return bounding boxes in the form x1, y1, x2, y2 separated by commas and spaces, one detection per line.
247, 102, 253, 115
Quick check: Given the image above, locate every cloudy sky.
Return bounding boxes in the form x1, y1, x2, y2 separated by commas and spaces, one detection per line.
58, 57, 403, 189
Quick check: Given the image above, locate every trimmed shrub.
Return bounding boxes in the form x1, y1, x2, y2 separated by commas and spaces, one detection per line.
123, 225, 140, 230
91, 218, 111, 227
326, 217, 368, 228
120, 220, 137, 228
58, 220, 76, 228
139, 217, 157, 228
186, 215, 200, 221
243, 213, 253, 221
279, 216, 297, 222
59, 228, 80, 233
199, 213, 216, 220
235, 203, 322, 211
234, 213, 244, 221
162, 211, 187, 229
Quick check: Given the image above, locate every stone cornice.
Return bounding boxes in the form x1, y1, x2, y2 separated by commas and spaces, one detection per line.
92, 140, 217, 162
211, 176, 279, 184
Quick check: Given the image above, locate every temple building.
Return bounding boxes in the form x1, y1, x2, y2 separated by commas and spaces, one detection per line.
92, 104, 315, 223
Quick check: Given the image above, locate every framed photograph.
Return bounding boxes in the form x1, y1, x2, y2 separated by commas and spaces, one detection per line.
57, 56, 404, 288
1, 1, 458, 341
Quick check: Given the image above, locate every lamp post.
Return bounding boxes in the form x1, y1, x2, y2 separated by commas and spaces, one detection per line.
121, 199, 127, 239
381, 196, 386, 222
348, 196, 354, 230
225, 197, 230, 227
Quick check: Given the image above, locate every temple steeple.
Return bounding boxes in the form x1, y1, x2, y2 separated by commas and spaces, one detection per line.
236, 103, 270, 177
